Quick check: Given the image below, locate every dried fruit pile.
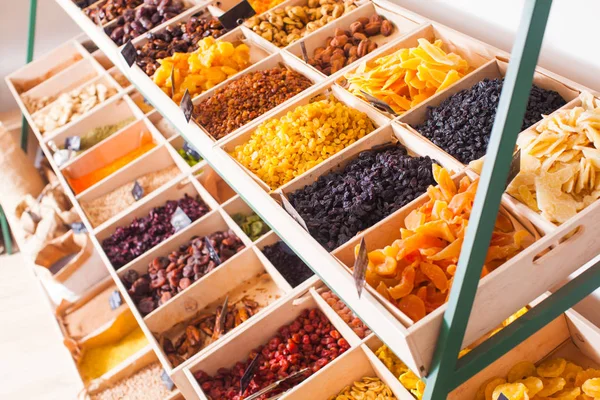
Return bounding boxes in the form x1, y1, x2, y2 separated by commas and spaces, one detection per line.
230, 96, 376, 189
193, 308, 351, 399
248, 0, 285, 15
413, 78, 566, 164
308, 15, 394, 75
321, 290, 371, 338
194, 67, 313, 140
90, 362, 173, 400
85, 0, 143, 25
355, 166, 533, 321
344, 38, 471, 114
232, 212, 270, 241
136, 15, 227, 76
245, 0, 358, 48
478, 358, 600, 400
153, 37, 251, 103
376, 345, 424, 399
330, 377, 396, 400
102, 194, 211, 268
288, 145, 435, 251
262, 241, 314, 287
122, 230, 244, 314
508, 92, 600, 224
162, 297, 261, 367
105, 0, 186, 46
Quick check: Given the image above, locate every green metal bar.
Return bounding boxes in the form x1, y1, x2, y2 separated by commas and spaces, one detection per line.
451, 259, 600, 388
0, 206, 12, 255
422, 1, 553, 398
21, 0, 38, 153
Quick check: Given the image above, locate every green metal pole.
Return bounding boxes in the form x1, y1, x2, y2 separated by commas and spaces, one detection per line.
0, 206, 12, 255
421, 1, 553, 398
21, 0, 38, 153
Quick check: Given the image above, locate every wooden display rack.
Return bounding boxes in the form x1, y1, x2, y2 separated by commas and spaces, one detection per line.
6, 0, 600, 398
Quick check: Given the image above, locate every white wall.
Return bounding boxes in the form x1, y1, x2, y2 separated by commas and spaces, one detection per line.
1, 0, 81, 113
1, 0, 599, 114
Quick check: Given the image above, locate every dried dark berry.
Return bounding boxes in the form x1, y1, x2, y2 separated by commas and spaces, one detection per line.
288, 145, 435, 251
413, 78, 566, 164
262, 242, 313, 287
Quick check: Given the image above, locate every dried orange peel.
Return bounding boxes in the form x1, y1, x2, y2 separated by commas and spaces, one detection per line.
354, 165, 533, 321
344, 38, 471, 114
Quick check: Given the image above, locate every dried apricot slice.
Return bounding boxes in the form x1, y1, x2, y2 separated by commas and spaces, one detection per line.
538, 358, 567, 378
582, 378, 600, 397
508, 361, 538, 383
492, 383, 528, 400
537, 377, 566, 397
485, 378, 508, 400
516, 377, 543, 397
420, 261, 449, 292
398, 294, 426, 322
388, 266, 415, 299
551, 388, 581, 400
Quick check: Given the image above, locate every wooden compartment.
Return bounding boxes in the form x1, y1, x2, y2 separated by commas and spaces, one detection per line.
5, 40, 85, 95
221, 195, 272, 243
130, 90, 156, 115
168, 135, 204, 173
95, 175, 218, 268
195, 165, 237, 204
336, 22, 494, 117
143, 247, 290, 379
450, 309, 600, 399
219, 82, 391, 191
285, 1, 422, 79
61, 118, 164, 196
180, 282, 360, 400
91, 48, 114, 70
45, 94, 142, 160
191, 50, 323, 143
149, 112, 181, 139
77, 145, 184, 230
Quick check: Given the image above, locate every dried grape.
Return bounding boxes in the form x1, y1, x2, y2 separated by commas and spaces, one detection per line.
262, 241, 314, 287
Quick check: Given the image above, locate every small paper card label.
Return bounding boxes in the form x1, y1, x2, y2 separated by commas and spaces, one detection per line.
121, 40, 137, 67
204, 236, 222, 265
108, 290, 122, 310
183, 141, 201, 161
498, 394, 508, 400
64, 136, 81, 152
27, 210, 41, 224
504, 149, 521, 189
170, 207, 192, 232
300, 41, 309, 63
70, 221, 88, 234
180, 89, 193, 123
280, 192, 309, 232
161, 370, 175, 391
360, 90, 397, 116
218, 0, 256, 30
353, 237, 368, 298
240, 354, 261, 394
132, 180, 144, 201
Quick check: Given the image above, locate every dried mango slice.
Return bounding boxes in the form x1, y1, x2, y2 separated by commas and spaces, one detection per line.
508, 361, 538, 383
537, 377, 566, 397
492, 383, 529, 400
516, 377, 543, 397
582, 378, 600, 397
538, 358, 567, 378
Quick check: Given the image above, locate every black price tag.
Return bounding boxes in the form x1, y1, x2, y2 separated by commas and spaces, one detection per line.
132, 180, 144, 201
170, 65, 176, 99
70, 221, 88, 234
204, 236, 222, 265
161, 369, 175, 391
353, 237, 368, 298
121, 40, 137, 67
180, 89, 193, 123
498, 394, 508, 400
299, 41, 309, 63
360, 90, 397, 116
279, 192, 308, 232
240, 354, 261, 395
183, 141, 201, 161
65, 136, 81, 152
108, 290, 122, 310
504, 149, 521, 189
218, 0, 256, 30
26, 210, 42, 224
170, 206, 192, 232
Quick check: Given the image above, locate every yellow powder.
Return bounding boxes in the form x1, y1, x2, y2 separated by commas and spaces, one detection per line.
79, 327, 148, 382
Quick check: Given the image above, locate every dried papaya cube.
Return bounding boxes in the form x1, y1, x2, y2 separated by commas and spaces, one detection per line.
582, 377, 600, 397
492, 383, 528, 400
537, 358, 567, 378
537, 377, 566, 397
508, 361, 538, 383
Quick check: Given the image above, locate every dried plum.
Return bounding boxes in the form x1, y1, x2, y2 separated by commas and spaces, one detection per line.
262, 242, 313, 287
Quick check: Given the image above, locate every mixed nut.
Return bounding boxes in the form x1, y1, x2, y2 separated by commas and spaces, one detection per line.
245, 0, 358, 48
136, 14, 227, 76
33, 82, 117, 135
307, 14, 394, 75
194, 67, 313, 140
105, 0, 186, 46
85, 0, 143, 25
122, 230, 245, 315
161, 297, 260, 367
